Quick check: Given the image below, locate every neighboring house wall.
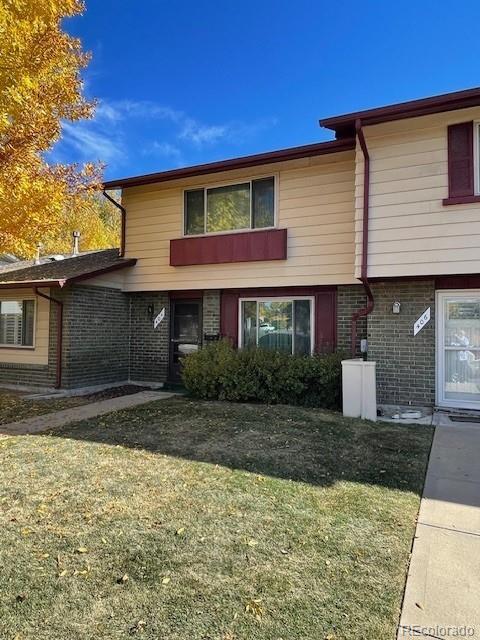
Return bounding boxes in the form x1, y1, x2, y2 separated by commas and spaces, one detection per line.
0, 291, 57, 389
367, 280, 436, 406
0, 288, 50, 365
122, 152, 356, 291
355, 106, 480, 279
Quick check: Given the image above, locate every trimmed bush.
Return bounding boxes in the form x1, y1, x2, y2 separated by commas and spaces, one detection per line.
181, 340, 343, 409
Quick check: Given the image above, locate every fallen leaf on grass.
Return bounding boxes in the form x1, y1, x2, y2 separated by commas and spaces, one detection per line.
175, 527, 185, 535
161, 576, 170, 585
76, 547, 88, 554
245, 598, 264, 620
58, 569, 68, 577
117, 574, 129, 584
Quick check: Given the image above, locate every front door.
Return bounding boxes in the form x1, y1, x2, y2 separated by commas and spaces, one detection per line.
437, 291, 480, 409
169, 299, 202, 381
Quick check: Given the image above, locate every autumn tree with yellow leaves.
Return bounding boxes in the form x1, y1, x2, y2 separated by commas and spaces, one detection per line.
0, 0, 119, 258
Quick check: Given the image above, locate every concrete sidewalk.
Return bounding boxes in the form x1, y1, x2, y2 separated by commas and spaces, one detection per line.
0, 390, 176, 436
398, 413, 480, 639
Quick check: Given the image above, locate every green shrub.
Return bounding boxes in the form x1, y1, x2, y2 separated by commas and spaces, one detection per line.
181, 340, 343, 409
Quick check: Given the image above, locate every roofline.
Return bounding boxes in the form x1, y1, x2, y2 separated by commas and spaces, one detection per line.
0, 258, 137, 290
320, 86, 480, 137
103, 138, 356, 190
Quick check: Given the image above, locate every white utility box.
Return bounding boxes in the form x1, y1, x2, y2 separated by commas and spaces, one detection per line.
341, 359, 377, 422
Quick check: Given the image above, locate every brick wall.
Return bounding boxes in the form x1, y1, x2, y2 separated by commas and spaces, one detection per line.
367, 280, 435, 406
337, 285, 367, 356
202, 290, 220, 342
129, 292, 170, 383
61, 285, 130, 388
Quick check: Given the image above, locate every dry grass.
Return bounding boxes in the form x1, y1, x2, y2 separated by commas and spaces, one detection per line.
0, 386, 147, 425
0, 398, 433, 639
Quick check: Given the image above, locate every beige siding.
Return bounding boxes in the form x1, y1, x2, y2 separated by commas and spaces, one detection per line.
122, 152, 357, 291
355, 106, 480, 278
82, 270, 126, 289
0, 289, 50, 365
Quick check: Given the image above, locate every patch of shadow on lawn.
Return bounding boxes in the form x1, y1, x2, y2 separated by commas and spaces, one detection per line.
45, 398, 433, 495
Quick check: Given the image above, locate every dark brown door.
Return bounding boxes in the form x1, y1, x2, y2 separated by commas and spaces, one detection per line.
169, 299, 202, 381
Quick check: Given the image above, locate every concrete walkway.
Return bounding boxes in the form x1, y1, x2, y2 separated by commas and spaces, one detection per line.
0, 390, 176, 436
398, 413, 480, 639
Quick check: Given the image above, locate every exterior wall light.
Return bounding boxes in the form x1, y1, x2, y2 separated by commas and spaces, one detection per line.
392, 301, 401, 314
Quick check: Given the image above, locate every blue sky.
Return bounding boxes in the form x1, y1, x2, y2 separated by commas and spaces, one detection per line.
53, 0, 480, 180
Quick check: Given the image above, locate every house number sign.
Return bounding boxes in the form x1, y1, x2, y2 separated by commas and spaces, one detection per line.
413, 307, 431, 336
153, 308, 165, 329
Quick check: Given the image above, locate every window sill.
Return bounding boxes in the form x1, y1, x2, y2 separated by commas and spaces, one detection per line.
442, 195, 480, 206
0, 345, 35, 350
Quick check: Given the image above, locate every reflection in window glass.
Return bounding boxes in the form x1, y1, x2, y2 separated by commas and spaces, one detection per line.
240, 299, 312, 355
445, 300, 480, 348
207, 183, 250, 232
184, 189, 205, 235
294, 300, 311, 355
242, 301, 257, 348
0, 300, 34, 346
258, 301, 292, 353
252, 177, 274, 228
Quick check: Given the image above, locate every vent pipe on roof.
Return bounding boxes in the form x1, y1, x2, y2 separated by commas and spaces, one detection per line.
34, 243, 43, 265
72, 230, 80, 256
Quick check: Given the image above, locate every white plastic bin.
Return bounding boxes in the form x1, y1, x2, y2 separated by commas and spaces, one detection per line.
341, 359, 377, 422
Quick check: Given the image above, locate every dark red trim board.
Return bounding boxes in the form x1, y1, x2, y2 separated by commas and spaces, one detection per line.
169, 290, 204, 299
170, 229, 287, 267
436, 275, 480, 289
321, 87, 480, 138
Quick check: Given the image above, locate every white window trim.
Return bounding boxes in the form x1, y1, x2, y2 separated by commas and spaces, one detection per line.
238, 296, 315, 356
474, 121, 480, 196
182, 173, 278, 237
436, 289, 480, 409
0, 297, 36, 350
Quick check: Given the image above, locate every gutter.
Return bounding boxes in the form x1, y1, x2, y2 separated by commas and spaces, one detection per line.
351, 119, 374, 357
34, 288, 63, 389
102, 190, 126, 257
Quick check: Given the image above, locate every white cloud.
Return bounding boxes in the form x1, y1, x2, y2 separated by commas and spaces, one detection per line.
179, 119, 229, 146
60, 121, 124, 164
52, 97, 279, 170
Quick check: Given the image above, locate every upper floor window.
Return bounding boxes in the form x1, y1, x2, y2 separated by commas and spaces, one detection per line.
0, 299, 34, 347
184, 176, 275, 236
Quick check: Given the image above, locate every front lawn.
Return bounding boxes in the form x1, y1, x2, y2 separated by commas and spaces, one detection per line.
0, 399, 433, 639
0, 386, 148, 426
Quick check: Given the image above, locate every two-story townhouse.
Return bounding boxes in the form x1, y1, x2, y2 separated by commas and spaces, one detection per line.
2, 87, 480, 411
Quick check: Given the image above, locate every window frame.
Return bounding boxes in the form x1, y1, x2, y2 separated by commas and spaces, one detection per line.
182, 173, 278, 237
474, 121, 480, 196
0, 297, 36, 349
238, 296, 315, 355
